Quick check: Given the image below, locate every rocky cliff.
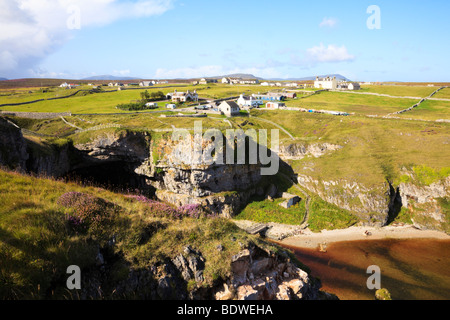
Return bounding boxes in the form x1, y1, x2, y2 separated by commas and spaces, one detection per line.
297, 174, 394, 226
0, 117, 28, 170
278, 142, 343, 160
80, 242, 328, 300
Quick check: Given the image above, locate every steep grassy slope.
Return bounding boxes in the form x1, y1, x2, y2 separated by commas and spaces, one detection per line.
0, 169, 291, 299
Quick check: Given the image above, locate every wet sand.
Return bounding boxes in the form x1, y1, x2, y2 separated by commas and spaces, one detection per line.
277, 226, 450, 300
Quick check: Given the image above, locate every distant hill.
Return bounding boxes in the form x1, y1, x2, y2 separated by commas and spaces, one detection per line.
0, 78, 8, 81
81, 75, 141, 81
268, 74, 352, 82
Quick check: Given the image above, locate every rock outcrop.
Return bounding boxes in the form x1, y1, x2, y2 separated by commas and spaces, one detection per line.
0, 117, 28, 170
278, 143, 342, 160
214, 243, 323, 300
398, 176, 450, 231
297, 174, 392, 226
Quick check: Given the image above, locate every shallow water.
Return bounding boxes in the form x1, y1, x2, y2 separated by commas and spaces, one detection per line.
282, 239, 450, 300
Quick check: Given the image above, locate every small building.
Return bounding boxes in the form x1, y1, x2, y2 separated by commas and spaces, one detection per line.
237, 94, 259, 108
199, 78, 217, 85
145, 102, 158, 109
222, 77, 230, 84
348, 82, 360, 90
253, 93, 285, 101
218, 101, 241, 117
140, 81, 153, 87
266, 102, 286, 109
279, 193, 301, 209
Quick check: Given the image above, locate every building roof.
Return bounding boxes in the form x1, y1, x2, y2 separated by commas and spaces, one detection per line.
220, 101, 240, 109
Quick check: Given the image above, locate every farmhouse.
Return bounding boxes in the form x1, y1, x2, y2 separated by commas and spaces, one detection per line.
218, 101, 240, 117
168, 90, 199, 103
237, 94, 259, 108
314, 76, 338, 90
222, 77, 230, 84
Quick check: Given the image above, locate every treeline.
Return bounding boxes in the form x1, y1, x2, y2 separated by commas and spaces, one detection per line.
116, 90, 166, 111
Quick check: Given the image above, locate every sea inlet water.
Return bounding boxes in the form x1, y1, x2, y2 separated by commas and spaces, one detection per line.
283, 239, 450, 300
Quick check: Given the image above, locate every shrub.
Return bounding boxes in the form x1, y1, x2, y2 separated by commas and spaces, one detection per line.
126, 195, 211, 220
58, 192, 116, 232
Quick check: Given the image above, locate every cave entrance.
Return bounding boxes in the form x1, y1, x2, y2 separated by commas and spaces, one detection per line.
64, 161, 155, 197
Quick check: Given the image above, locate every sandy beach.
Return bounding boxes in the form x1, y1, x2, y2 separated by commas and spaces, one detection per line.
279, 225, 450, 249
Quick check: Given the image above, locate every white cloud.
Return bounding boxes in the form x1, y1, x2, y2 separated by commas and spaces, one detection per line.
113, 69, 131, 76
319, 17, 338, 28
306, 43, 355, 63
0, 0, 173, 77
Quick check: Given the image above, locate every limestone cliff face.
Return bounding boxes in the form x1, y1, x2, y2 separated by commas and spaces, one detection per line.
398, 176, 450, 231
26, 142, 72, 178
297, 174, 393, 226
0, 118, 28, 170
142, 134, 262, 197
278, 142, 343, 160
74, 131, 151, 163
81, 242, 327, 300
74, 131, 264, 217
135, 134, 264, 217
214, 243, 325, 300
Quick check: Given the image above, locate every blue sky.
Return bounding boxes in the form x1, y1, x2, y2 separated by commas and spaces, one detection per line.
1, 0, 449, 81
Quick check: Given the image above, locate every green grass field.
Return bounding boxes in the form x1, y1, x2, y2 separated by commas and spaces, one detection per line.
433, 87, 450, 99
285, 91, 418, 116
396, 100, 450, 121
359, 85, 438, 98
251, 109, 450, 187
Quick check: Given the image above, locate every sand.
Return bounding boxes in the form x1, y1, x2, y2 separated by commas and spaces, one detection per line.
279, 225, 450, 249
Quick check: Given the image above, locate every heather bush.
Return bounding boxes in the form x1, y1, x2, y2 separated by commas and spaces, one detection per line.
58, 192, 117, 233
126, 195, 210, 219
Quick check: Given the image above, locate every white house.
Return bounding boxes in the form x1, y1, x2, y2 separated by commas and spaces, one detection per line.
314, 76, 338, 90
348, 82, 360, 90
140, 81, 153, 87
60, 82, 68, 88
222, 77, 230, 84
218, 101, 240, 117
266, 102, 286, 109
239, 79, 260, 85
145, 102, 158, 109
169, 89, 198, 103
237, 94, 258, 108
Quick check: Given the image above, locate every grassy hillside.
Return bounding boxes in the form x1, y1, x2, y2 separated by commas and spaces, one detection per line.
0, 169, 289, 299
285, 91, 418, 116
252, 110, 450, 187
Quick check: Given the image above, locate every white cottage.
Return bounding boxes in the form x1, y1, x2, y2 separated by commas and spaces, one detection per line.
218, 101, 240, 117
